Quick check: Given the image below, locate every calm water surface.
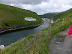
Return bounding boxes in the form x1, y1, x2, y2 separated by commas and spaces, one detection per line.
0, 21, 49, 46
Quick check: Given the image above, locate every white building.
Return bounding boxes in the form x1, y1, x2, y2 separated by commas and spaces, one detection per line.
55, 19, 60, 22
42, 18, 50, 22
24, 17, 36, 21
0, 45, 5, 50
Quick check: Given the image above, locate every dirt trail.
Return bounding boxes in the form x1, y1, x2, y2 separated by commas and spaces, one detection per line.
49, 27, 72, 54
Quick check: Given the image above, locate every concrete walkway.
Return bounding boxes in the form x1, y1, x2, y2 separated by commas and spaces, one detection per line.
49, 27, 72, 54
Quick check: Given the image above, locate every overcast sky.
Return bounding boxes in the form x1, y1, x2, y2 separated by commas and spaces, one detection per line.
0, 0, 72, 15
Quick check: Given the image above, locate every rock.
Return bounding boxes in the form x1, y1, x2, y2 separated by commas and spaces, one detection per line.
55, 42, 61, 44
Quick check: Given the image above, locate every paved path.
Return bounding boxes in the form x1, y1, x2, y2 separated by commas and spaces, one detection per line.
49, 27, 72, 54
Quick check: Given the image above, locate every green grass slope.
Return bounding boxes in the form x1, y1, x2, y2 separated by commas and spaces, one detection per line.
39, 8, 72, 20
0, 4, 42, 29
39, 12, 59, 19
54, 8, 72, 20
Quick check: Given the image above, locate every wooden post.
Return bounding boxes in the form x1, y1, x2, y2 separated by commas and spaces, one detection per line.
49, 19, 51, 36
62, 18, 64, 25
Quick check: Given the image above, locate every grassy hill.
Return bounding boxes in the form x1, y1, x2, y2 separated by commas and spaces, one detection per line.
0, 4, 42, 29
54, 8, 72, 20
39, 8, 72, 20
39, 12, 59, 19
0, 8, 72, 54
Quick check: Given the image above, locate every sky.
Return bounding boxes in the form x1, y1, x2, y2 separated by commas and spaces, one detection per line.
0, 0, 72, 15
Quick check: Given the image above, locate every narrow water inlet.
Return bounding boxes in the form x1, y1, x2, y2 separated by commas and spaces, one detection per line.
0, 21, 49, 46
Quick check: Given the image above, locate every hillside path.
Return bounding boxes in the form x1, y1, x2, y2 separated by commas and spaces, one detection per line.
49, 27, 72, 54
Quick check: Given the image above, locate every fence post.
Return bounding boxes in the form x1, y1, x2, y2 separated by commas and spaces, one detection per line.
49, 19, 51, 36
62, 18, 64, 25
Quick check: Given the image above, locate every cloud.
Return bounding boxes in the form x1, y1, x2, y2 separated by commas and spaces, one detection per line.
0, 0, 12, 4
0, 0, 72, 15
14, 0, 72, 15
0, 0, 48, 5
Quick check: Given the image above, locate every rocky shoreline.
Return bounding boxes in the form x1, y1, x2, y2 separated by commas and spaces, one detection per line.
0, 22, 42, 34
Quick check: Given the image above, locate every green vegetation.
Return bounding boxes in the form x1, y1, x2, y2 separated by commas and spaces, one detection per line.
0, 4, 42, 29
54, 8, 72, 20
0, 8, 72, 54
39, 8, 72, 20
39, 12, 59, 19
